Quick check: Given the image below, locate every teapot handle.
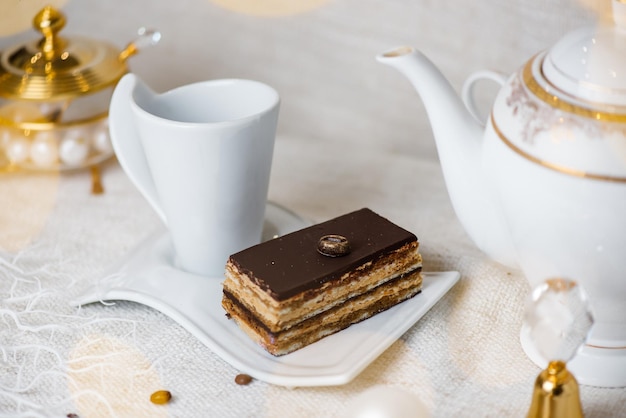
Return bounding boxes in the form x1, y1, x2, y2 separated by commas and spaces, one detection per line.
461, 70, 507, 127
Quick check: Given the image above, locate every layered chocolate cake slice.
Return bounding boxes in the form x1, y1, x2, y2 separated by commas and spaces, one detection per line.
221, 208, 423, 356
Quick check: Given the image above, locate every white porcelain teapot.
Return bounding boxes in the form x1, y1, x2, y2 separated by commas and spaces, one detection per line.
377, 1, 626, 387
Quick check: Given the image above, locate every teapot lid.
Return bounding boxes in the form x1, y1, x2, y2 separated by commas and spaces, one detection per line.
542, 0, 626, 107
0, 6, 156, 101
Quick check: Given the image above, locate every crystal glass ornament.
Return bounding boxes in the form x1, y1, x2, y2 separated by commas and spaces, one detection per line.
525, 278, 591, 418
524, 278, 594, 363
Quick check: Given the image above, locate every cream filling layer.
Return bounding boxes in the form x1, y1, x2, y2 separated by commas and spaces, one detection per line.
223, 270, 422, 356
223, 243, 421, 333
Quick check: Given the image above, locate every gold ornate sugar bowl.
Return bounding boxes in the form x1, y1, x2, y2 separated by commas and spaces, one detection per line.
0, 6, 159, 171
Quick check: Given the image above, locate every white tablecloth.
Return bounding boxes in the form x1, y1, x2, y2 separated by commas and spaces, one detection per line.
1, 137, 625, 417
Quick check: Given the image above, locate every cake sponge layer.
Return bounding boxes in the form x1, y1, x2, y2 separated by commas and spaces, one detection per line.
223, 268, 422, 356
224, 242, 421, 333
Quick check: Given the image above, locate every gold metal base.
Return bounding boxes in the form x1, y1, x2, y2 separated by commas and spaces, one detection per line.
527, 361, 584, 418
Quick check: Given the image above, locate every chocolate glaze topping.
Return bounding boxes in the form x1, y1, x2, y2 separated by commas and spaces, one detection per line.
228, 208, 418, 301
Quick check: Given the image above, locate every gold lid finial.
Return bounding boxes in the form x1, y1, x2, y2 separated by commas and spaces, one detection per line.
33, 6, 67, 57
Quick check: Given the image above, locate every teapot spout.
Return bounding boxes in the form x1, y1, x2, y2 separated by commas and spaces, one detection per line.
377, 46, 482, 140
377, 46, 518, 267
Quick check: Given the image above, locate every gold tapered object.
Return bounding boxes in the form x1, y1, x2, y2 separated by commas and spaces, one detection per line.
527, 361, 584, 418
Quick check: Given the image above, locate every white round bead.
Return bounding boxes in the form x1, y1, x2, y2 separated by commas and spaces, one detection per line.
30, 131, 59, 167
345, 386, 430, 418
6, 135, 30, 164
60, 130, 90, 166
92, 121, 112, 154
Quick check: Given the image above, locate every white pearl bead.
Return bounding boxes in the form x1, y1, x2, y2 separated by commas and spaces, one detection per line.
60, 130, 90, 166
6, 135, 30, 164
92, 121, 112, 154
345, 386, 430, 418
30, 131, 59, 167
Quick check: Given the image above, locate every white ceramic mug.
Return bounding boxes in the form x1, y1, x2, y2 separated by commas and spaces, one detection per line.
109, 74, 280, 277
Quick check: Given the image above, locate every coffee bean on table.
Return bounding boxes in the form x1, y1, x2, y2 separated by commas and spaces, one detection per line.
150, 390, 172, 405
235, 373, 253, 385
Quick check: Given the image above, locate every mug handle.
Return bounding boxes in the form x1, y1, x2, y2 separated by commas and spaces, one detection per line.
461, 70, 507, 127
109, 73, 167, 223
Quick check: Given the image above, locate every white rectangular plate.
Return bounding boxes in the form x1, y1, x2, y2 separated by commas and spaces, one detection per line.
72, 203, 460, 387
